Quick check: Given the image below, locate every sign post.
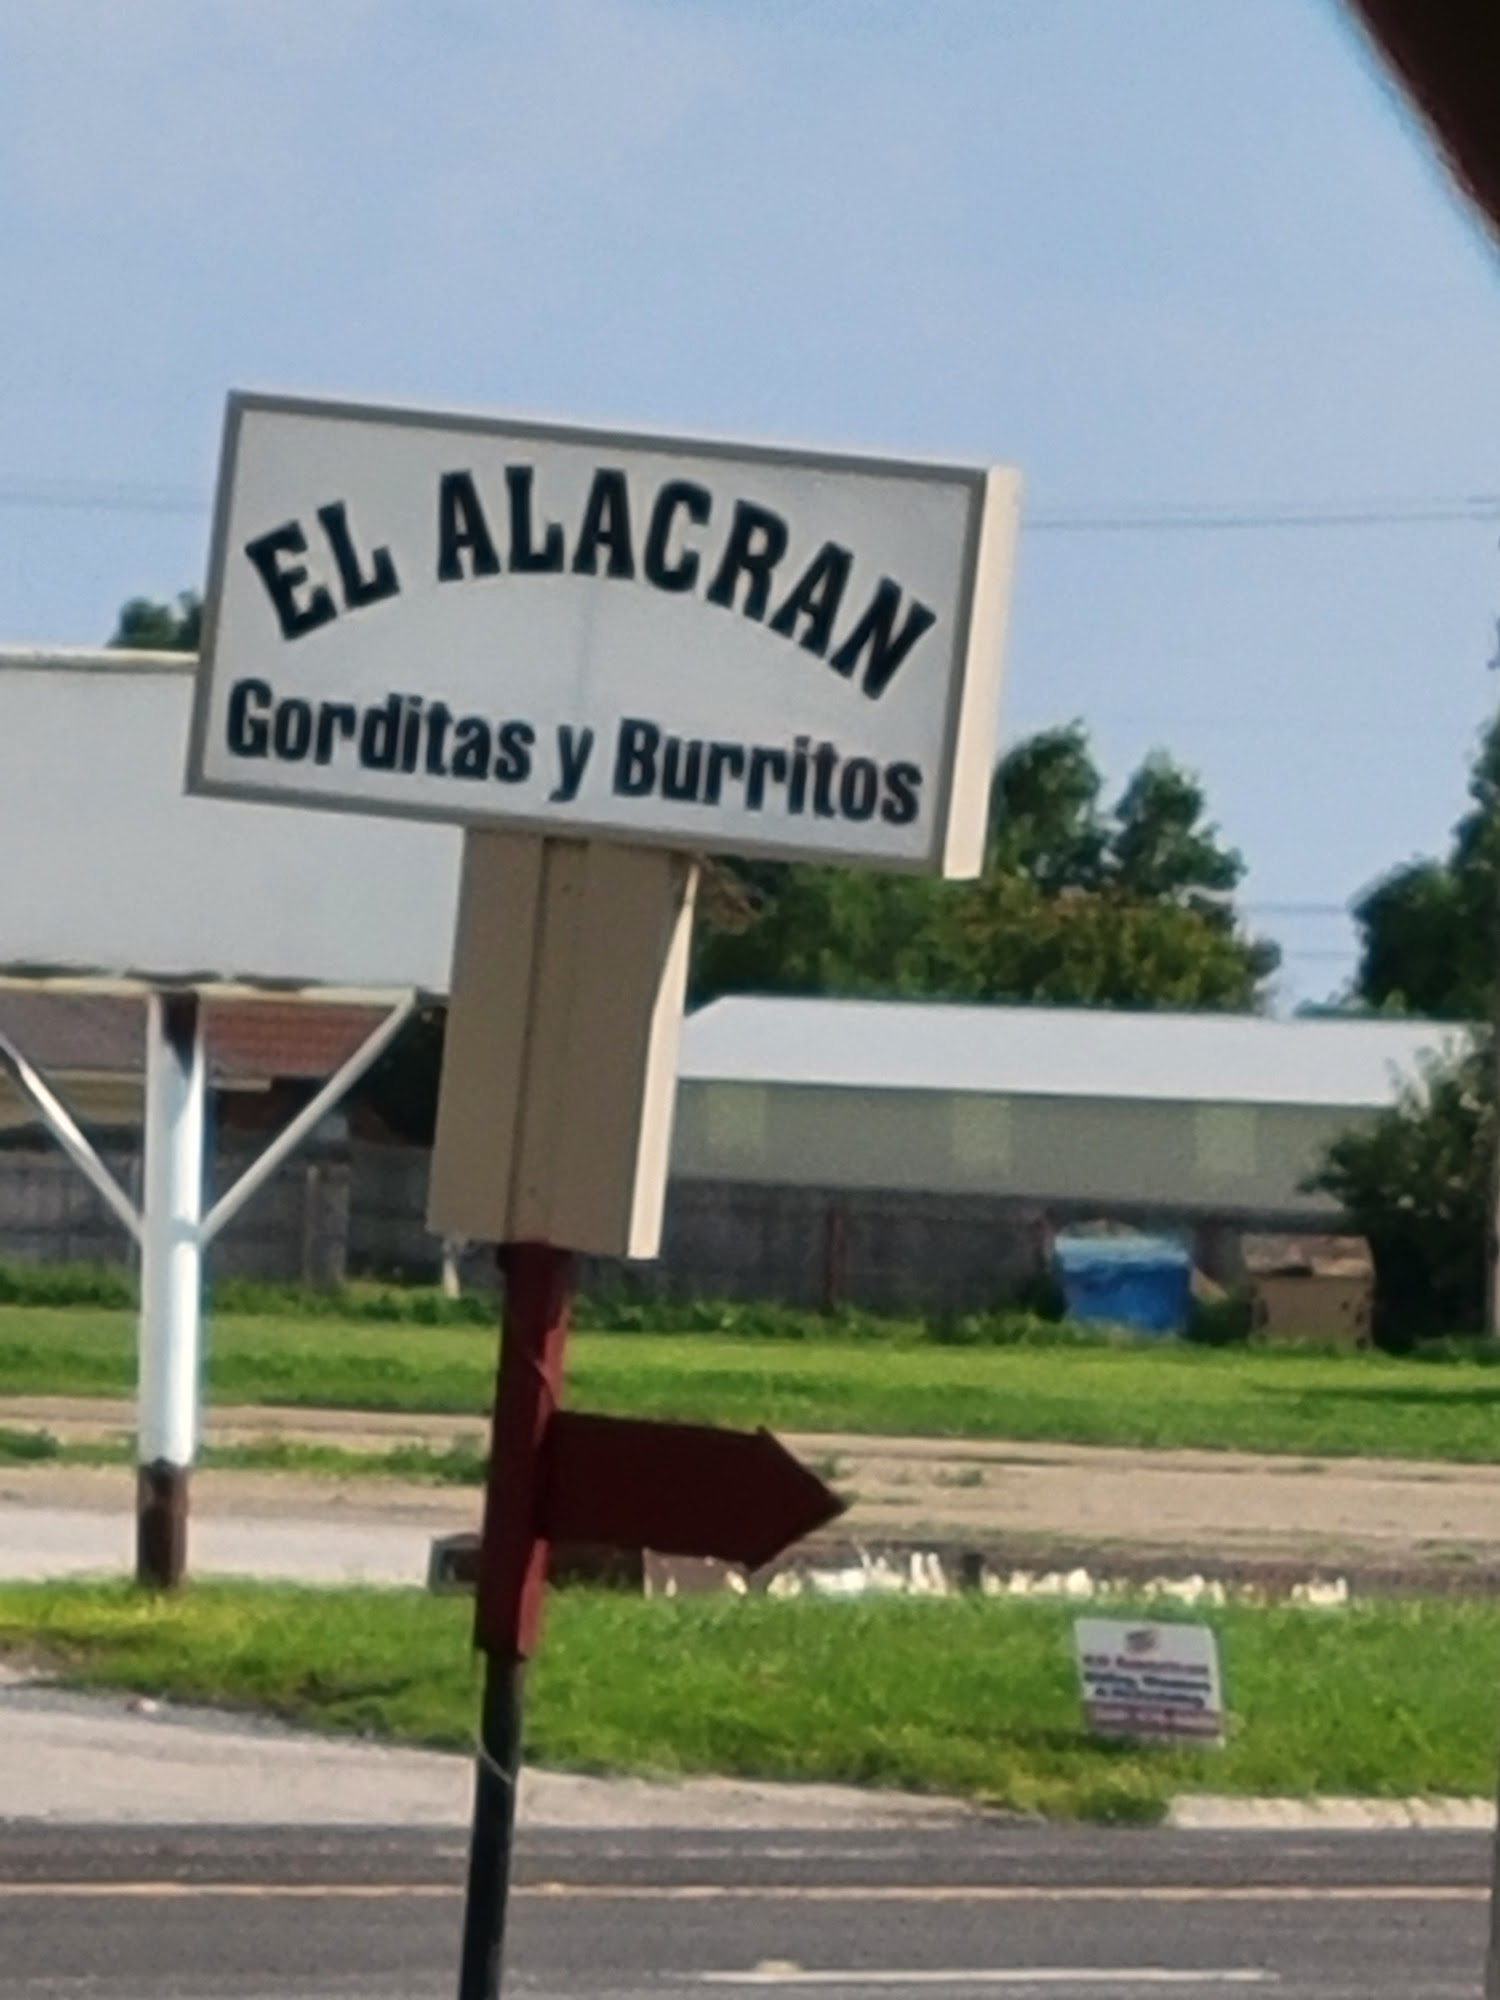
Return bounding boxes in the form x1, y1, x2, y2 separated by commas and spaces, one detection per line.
187, 389, 1021, 1999
136, 992, 206, 1589
459, 1241, 571, 2000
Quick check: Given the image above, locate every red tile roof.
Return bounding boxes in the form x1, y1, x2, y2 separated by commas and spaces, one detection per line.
207, 1002, 393, 1082
0, 992, 392, 1084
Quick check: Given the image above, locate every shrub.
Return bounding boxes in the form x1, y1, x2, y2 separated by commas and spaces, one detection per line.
0, 1259, 1110, 1348
1307, 1039, 1489, 1348
0, 1426, 60, 1462
0, 1263, 133, 1309
1185, 1292, 1254, 1348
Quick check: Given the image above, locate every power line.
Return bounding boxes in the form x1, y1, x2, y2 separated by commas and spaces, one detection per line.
1, 479, 1499, 533
1029, 497, 1500, 534
0, 479, 206, 517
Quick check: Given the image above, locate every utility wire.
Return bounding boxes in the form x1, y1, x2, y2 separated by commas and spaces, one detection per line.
1029, 498, 1500, 534
0, 480, 205, 516
2, 480, 1500, 532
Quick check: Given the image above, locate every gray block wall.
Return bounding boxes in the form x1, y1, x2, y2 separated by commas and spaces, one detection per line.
0, 1140, 348, 1286
0, 1136, 1320, 1314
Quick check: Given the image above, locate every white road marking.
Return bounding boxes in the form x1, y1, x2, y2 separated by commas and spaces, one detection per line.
0, 1880, 1479, 1905
0, 1882, 458, 1899
520, 1883, 1483, 1904
699, 1972, 1277, 1988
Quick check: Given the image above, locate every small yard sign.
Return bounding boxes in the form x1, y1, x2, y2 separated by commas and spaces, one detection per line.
1074, 1617, 1226, 1746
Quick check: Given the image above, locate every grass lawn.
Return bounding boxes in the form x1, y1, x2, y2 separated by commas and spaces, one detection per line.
0, 1424, 488, 1482
7, 1304, 1500, 1461
0, 1580, 1496, 1821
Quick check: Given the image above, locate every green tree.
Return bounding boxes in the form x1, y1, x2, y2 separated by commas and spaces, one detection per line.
1353, 713, 1500, 1019
1323, 709, 1500, 1340
1308, 1040, 1490, 1344
108, 592, 203, 652
985, 722, 1105, 889
358, 1006, 447, 1147
928, 873, 1277, 1009
1108, 752, 1241, 912
694, 725, 1278, 1009
691, 869, 938, 1002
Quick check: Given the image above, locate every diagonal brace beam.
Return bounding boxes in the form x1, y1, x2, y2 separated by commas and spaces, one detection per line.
0, 1028, 142, 1242
200, 994, 417, 1247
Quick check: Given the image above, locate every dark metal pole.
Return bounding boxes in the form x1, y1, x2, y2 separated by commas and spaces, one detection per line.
457, 1655, 527, 2000
135, 1461, 189, 1590
456, 1241, 572, 2000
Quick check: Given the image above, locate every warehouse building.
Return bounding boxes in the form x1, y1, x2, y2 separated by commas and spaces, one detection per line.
0, 990, 1464, 1314
653, 998, 1462, 1311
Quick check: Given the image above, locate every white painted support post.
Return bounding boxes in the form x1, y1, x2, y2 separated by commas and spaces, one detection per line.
199, 994, 415, 1246
440, 1237, 464, 1300
136, 992, 206, 1589
0, 1030, 142, 1245
0, 985, 418, 1588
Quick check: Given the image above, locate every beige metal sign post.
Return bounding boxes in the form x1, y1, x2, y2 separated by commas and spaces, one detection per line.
426, 830, 697, 1259
188, 389, 1021, 2000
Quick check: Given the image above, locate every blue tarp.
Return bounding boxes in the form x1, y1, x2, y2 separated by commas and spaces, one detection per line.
1053, 1235, 1192, 1337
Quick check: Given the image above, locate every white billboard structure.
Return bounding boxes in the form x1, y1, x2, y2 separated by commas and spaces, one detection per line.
0, 648, 461, 989
0, 647, 464, 1581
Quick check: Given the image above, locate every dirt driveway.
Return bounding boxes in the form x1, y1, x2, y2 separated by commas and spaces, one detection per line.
6, 1396, 1500, 1586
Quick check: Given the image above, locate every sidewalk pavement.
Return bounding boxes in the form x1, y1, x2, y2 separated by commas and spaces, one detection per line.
2, 1664, 1491, 1834
0, 1492, 446, 1584
0, 1664, 966, 1830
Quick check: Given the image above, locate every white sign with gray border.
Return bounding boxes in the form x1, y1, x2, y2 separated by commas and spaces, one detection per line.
187, 393, 1019, 875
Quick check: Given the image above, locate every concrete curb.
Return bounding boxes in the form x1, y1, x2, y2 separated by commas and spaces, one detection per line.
1168, 1793, 1495, 1831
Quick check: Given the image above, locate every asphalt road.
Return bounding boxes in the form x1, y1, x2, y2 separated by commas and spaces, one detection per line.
0, 1822, 1490, 2000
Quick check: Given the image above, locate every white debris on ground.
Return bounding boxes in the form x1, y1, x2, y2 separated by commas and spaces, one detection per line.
768, 1552, 951, 1598
992, 1568, 1349, 1609
760, 1550, 1350, 1607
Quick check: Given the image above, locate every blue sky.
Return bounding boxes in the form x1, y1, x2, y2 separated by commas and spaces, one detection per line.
3, 0, 1499, 1006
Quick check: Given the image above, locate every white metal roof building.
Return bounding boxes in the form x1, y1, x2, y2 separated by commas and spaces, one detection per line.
671, 998, 1462, 1222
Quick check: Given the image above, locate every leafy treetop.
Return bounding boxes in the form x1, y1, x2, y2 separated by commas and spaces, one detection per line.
1353, 711, 1500, 1020
695, 722, 1277, 1011
108, 593, 202, 653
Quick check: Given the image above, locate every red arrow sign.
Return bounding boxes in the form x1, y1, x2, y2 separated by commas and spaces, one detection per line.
538, 1410, 844, 1571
